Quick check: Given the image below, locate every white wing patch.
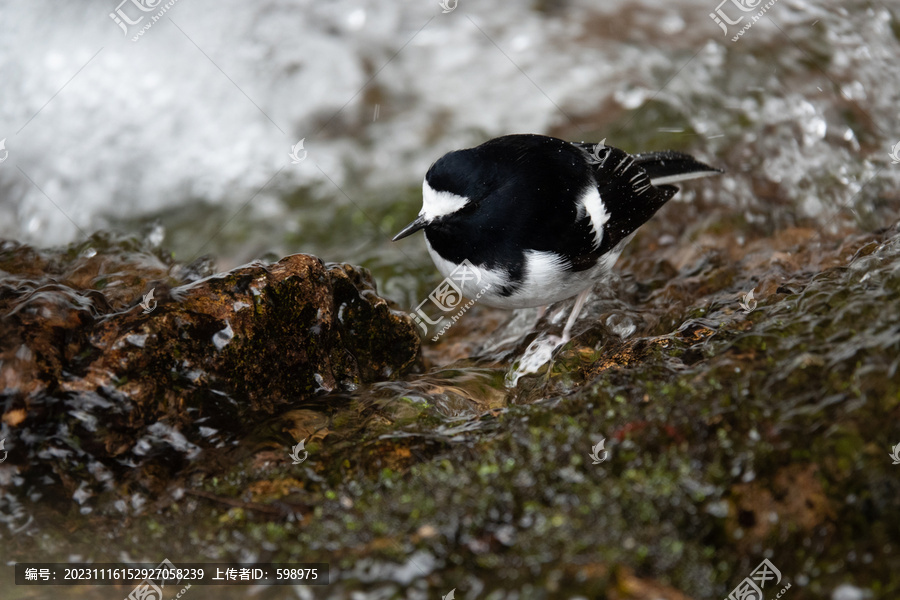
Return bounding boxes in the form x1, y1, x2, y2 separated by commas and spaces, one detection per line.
421, 179, 470, 221
576, 186, 609, 249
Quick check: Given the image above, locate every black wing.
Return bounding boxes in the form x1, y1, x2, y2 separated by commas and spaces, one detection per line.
571, 142, 677, 255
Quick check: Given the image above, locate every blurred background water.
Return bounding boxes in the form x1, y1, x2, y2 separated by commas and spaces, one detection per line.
2, 0, 898, 310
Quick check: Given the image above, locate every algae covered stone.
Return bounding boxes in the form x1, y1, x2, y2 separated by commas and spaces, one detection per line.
0, 234, 419, 493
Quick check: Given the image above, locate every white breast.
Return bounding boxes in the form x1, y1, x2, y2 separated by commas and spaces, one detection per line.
425, 240, 616, 310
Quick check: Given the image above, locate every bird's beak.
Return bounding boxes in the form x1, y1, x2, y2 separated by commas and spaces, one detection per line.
392, 215, 428, 241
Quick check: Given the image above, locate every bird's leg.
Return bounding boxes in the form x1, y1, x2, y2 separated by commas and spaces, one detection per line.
560, 288, 591, 344
536, 305, 547, 321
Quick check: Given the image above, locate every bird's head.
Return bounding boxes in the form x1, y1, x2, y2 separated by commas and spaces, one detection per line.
392, 134, 589, 244
392, 148, 488, 241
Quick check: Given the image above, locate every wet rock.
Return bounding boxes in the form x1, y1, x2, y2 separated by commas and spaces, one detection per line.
0, 233, 419, 502
74, 254, 419, 415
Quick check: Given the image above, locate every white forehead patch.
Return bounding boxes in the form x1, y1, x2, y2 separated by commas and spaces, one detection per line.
576, 186, 609, 249
421, 179, 469, 221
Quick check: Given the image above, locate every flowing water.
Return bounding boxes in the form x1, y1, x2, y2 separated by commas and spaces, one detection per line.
2, 0, 900, 598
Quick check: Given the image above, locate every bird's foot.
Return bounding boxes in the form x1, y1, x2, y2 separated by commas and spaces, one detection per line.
542, 333, 570, 348
504, 333, 568, 388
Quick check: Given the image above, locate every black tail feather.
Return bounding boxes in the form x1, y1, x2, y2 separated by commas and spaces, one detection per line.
632, 150, 722, 184
568, 141, 721, 255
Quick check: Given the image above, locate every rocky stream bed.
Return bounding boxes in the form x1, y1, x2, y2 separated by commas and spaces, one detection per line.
2, 1, 900, 599
2, 208, 900, 599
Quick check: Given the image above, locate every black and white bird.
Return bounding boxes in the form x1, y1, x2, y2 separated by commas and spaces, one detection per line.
393, 134, 721, 343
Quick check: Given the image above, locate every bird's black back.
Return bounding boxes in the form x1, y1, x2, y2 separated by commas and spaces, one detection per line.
424, 134, 682, 287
